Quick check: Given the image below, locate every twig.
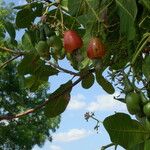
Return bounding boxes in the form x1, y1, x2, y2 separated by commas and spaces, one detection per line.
0, 46, 24, 55
101, 143, 115, 150
0, 70, 92, 121
59, 4, 64, 33
131, 33, 150, 65
92, 116, 102, 123
0, 54, 22, 69
47, 61, 80, 76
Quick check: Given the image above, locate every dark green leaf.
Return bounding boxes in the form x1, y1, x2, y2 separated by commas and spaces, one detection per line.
96, 71, 115, 94
4, 21, 16, 40
22, 32, 35, 51
144, 139, 150, 150
127, 138, 150, 150
60, 0, 68, 10
139, 16, 150, 29
24, 75, 45, 92
68, 0, 83, 16
116, 0, 137, 40
142, 56, 150, 80
127, 142, 144, 150
16, 8, 34, 28
81, 73, 95, 89
33, 3, 43, 17
33, 63, 59, 81
103, 113, 149, 149
139, 0, 150, 11
18, 53, 59, 79
45, 81, 72, 118
14, 2, 43, 16
17, 53, 38, 75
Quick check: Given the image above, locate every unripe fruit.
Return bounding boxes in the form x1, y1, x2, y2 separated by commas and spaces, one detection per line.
125, 92, 141, 115
63, 30, 83, 53
143, 102, 150, 117
87, 37, 106, 59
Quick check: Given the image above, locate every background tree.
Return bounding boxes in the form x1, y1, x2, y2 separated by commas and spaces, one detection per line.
0, 0, 150, 149
0, 1, 60, 150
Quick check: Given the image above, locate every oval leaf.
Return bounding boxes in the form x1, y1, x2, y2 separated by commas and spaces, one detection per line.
81, 73, 95, 89
142, 56, 150, 80
44, 81, 72, 118
16, 8, 34, 28
96, 71, 115, 94
22, 32, 35, 51
103, 113, 149, 149
4, 21, 16, 40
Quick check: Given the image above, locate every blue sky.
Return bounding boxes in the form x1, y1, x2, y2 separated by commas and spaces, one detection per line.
5, 1, 128, 150
32, 59, 127, 150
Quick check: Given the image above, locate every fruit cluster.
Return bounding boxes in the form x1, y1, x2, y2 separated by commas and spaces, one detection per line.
63, 30, 106, 59
123, 73, 150, 130
35, 20, 106, 61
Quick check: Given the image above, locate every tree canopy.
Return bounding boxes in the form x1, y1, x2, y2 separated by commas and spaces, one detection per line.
0, 1, 60, 149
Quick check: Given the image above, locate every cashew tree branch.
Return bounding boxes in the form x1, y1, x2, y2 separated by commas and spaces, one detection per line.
0, 54, 22, 69
0, 46, 24, 55
0, 69, 95, 121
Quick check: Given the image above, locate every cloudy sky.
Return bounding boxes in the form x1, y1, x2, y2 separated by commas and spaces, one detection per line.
6, 0, 127, 150
32, 59, 127, 150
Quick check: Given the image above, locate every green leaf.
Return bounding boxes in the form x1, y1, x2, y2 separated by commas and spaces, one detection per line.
116, 0, 137, 40
24, 75, 45, 92
16, 8, 34, 28
144, 139, 150, 150
22, 32, 35, 51
17, 53, 38, 75
45, 81, 72, 118
68, 0, 82, 16
33, 3, 43, 17
81, 72, 95, 89
60, 0, 68, 11
33, 62, 59, 81
139, 0, 150, 11
14, 2, 43, 16
142, 56, 150, 80
79, 57, 91, 70
18, 53, 59, 79
127, 137, 150, 150
139, 16, 150, 29
4, 21, 16, 40
103, 113, 149, 149
96, 71, 115, 94
18, 53, 59, 91
127, 143, 144, 150
77, 11, 97, 28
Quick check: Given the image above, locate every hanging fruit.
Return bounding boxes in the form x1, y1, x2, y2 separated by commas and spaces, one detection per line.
63, 30, 83, 53
87, 37, 106, 59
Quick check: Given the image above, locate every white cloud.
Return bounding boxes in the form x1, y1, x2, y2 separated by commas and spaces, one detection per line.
67, 94, 87, 110
53, 129, 92, 142
67, 93, 127, 112
87, 94, 127, 112
50, 145, 62, 150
